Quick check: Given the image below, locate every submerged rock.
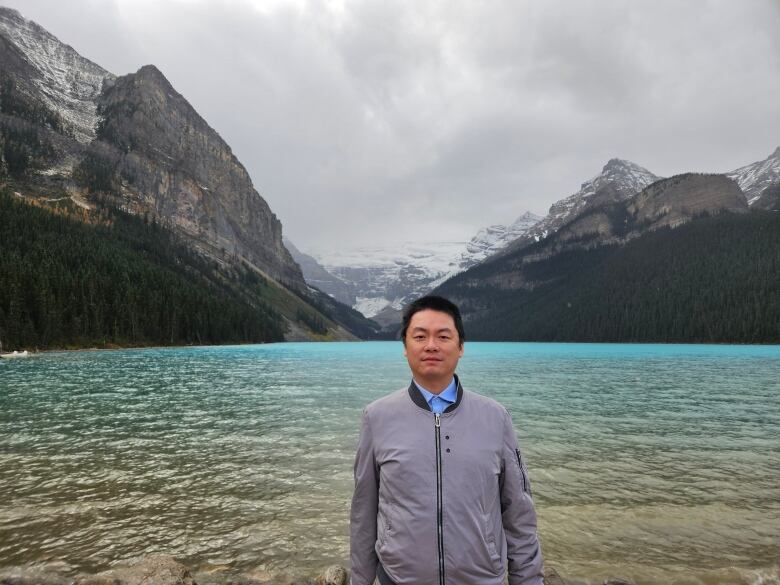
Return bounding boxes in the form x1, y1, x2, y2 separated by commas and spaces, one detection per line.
543, 566, 567, 585
313, 566, 347, 585
0, 567, 70, 585
74, 556, 195, 585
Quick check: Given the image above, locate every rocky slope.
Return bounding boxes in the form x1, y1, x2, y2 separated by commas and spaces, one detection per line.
0, 7, 112, 144
284, 237, 356, 306
727, 146, 780, 205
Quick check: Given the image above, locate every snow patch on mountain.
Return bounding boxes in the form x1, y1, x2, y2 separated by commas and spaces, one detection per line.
727, 147, 780, 205
459, 211, 542, 267
354, 297, 394, 318
0, 7, 114, 143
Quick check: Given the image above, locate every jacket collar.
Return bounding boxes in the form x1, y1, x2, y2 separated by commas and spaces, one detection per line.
407, 373, 464, 413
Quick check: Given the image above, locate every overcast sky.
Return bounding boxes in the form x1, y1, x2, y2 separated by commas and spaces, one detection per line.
5, 0, 780, 251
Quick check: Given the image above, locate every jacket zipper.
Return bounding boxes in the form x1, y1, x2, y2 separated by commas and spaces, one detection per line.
516, 448, 530, 495
435, 413, 445, 585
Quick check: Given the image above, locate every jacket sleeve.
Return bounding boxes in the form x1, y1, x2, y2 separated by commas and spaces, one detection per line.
500, 409, 544, 585
349, 407, 379, 585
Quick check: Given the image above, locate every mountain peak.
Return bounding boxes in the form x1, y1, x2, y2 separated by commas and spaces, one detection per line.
511, 211, 543, 225
601, 158, 649, 175
604, 157, 630, 169
771, 146, 780, 159
0, 6, 23, 20
134, 64, 175, 89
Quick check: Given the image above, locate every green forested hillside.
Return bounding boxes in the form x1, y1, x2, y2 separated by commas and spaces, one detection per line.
0, 190, 288, 350
436, 211, 780, 343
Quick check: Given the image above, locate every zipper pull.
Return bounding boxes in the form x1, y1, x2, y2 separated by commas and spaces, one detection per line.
434, 413, 440, 427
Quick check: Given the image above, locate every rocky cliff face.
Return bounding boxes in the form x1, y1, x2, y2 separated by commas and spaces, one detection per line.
94, 65, 304, 288
627, 173, 747, 229
0, 7, 304, 290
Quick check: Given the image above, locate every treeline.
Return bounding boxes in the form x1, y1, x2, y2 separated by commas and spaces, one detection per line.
439, 211, 780, 343
0, 190, 286, 350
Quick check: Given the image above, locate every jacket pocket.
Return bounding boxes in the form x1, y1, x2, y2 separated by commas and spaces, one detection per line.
377, 503, 393, 549
515, 449, 532, 496
483, 512, 503, 574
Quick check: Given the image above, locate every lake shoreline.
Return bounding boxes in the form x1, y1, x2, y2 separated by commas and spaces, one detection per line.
6, 336, 780, 356
1, 555, 777, 585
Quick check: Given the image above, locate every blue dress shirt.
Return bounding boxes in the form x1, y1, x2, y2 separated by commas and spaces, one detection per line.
413, 377, 457, 414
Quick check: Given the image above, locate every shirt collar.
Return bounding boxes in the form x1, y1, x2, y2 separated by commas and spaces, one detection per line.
413, 376, 457, 408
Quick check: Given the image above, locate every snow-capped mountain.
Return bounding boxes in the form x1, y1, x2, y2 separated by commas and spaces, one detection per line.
727, 147, 780, 205
0, 7, 113, 143
306, 211, 542, 319
458, 211, 542, 268
314, 241, 467, 317
525, 158, 661, 244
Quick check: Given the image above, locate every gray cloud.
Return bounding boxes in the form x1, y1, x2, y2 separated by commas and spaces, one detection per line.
5, 0, 780, 250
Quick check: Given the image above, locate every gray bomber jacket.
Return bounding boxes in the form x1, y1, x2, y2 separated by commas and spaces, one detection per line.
350, 376, 544, 585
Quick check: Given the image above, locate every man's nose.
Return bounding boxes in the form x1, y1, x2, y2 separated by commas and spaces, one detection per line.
424, 337, 439, 350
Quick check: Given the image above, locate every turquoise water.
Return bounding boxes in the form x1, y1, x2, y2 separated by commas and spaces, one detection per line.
1, 342, 779, 584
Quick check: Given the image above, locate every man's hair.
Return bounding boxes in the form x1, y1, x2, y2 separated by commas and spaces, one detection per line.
400, 295, 465, 346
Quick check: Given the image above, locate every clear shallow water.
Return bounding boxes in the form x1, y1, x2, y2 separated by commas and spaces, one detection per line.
1, 342, 779, 584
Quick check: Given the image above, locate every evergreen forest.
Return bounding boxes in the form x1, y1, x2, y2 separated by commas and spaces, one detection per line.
0, 190, 287, 350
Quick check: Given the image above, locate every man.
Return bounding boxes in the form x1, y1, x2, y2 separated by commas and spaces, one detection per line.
350, 295, 544, 585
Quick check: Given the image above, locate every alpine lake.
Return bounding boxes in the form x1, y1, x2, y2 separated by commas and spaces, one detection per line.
1, 342, 778, 585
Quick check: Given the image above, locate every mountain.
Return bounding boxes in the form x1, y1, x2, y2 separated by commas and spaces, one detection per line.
431, 172, 759, 342
0, 6, 372, 342
438, 173, 748, 292
0, 6, 301, 286
93, 63, 304, 287
727, 146, 780, 205
520, 158, 661, 247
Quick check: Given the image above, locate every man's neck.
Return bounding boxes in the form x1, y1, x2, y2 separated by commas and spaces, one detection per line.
413, 375, 454, 395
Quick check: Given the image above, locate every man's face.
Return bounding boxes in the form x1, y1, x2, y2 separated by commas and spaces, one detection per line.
403, 309, 464, 389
